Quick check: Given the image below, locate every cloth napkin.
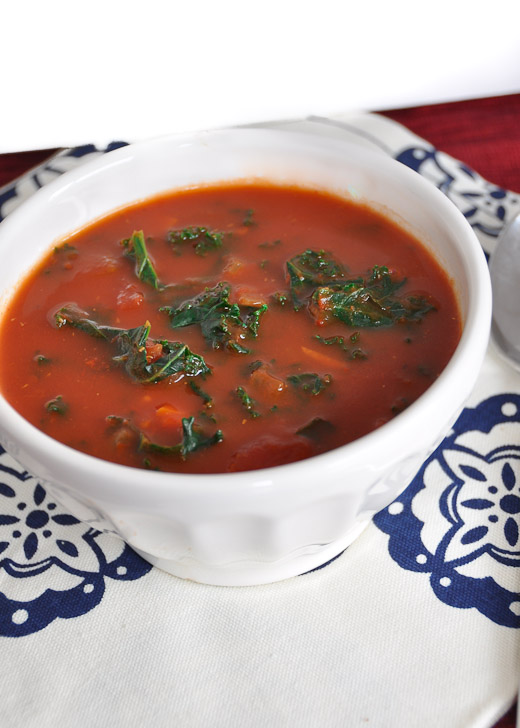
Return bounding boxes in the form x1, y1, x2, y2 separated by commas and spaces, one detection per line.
1, 115, 519, 728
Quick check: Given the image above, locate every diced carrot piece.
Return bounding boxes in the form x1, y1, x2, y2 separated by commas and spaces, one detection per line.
301, 346, 347, 371
155, 403, 183, 430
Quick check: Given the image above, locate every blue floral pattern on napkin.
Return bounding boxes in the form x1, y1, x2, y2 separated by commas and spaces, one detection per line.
374, 394, 520, 629
0, 447, 151, 637
396, 146, 520, 247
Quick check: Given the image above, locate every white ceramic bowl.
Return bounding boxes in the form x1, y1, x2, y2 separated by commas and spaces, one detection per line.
0, 128, 491, 586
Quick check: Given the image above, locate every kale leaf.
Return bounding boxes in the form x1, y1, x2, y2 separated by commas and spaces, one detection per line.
314, 334, 368, 361
287, 373, 332, 395
242, 209, 255, 227
121, 230, 160, 289
286, 249, 346, 310
160, 283, 268, 353
113, 324, 210, 383
54, 305, 122, 340
245, 304, 268, 337
258, 239, 281, 249
34, 353, 51, 365
235, 386, 260, 418
177, 416, 223, 457
271, 291, 289, 307
55, 305, 210, 383
107, 415, 222, 460
287, 252, 434, 327
188, 380, 214, 407
168, 226, 224, 256
45, 395, 68, 415
311, 265, 435, 328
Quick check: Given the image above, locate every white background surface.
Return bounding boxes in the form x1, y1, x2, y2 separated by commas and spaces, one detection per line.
2, 0, 520, 152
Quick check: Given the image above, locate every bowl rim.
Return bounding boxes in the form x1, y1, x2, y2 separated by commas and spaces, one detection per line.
0, 126, 492, 499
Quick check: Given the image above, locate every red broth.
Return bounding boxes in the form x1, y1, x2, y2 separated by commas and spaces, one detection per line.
0, 183, 461, 473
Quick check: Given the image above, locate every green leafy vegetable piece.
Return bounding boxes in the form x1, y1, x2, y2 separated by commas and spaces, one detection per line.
271, 292, 289, 307
312, 265, 435, 328
54, 305, 121, 340
417, 364, 434, 378
258, 239, 281, 249
177, 416, 223, 457
114, 324, 210, 383
161, 283, 240, 348
235, 386, 260, 418
314, 334, 346, 347
350, 348, 368, 360
314, 334, 368, 361
121, 230, 160, 289
45, 395, 68, 415
286, 249, 346, 310
286, 252, 434, 327
160, 283, 268, 353
142, 416, 223, 458
188, 380, 213, 407
143, 457, 163, 470
54, 305, 210, 383
53, 242, 78, 256
168, 226, 224, 256
242, 209, 255, 227
228, 340, 251, 355
248, 360, 264, 373
245, 304, 268, 336
107, 415, 222, 460
34, 353, 51, 365
287, 373, 332, 395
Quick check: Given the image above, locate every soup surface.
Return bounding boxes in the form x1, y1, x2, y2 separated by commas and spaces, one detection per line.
0, 183, 461, 473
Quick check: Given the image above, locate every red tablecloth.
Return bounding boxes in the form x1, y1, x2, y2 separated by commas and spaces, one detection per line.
1, 92, 518, 728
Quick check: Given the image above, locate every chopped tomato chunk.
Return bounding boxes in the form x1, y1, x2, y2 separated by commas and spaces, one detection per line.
221, 256, 245, 276
144, 340, 163, 364
250, 364, 287, 399
234, 286, 267, 308
227, 435, 314, 472
117, 284, 144, 310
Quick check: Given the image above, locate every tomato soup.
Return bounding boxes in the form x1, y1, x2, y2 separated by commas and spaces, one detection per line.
0, 183, 461, 473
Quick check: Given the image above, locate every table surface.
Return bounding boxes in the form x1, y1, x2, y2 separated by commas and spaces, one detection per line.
0, 92, 518, 728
